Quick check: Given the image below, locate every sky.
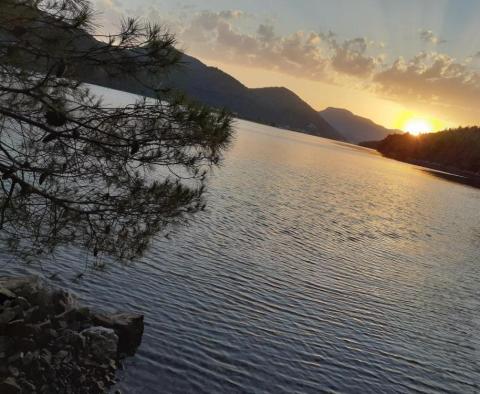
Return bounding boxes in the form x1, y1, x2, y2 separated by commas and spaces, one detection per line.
92, 0, 480, 130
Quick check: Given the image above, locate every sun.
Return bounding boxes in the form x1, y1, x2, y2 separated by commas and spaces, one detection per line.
394, 111, 445, 136
404, 118, 433, 135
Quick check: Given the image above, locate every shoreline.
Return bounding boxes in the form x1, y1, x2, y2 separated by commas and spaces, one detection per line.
402, 159, 480, 188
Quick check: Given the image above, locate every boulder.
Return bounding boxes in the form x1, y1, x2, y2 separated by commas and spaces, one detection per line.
0, 277, 42, 301
52, 289, 78, 313
92, 312, 144, 355
0, 287, 16, 303
0, 308, 16, 325
5, 319, 37, 337
80, 327, 118, 361
0, 276, 78, 313
0, 377, 22, 394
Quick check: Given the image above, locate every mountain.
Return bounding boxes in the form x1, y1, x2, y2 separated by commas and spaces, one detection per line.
2, 9, 344, 142
81, 52, 344, 140
161, 55, 344, 141
82, 52, 344, 140
87, 54, 344, 141
319, 107, 400, 144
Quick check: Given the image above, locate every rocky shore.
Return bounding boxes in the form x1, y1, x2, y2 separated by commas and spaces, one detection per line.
0, 276, 144, 393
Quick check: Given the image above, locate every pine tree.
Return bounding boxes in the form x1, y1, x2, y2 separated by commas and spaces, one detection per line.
0, 0, 232, 260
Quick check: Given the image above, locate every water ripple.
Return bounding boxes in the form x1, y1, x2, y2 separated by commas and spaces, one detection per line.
2, 118, 480, 393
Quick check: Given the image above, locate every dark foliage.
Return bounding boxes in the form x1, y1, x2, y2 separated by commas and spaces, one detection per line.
371, 127, 480, 174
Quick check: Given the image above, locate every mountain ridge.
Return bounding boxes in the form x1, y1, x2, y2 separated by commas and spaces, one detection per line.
319, 107, 400, 144
163, 54, 345, 141
84, 52, 345, 141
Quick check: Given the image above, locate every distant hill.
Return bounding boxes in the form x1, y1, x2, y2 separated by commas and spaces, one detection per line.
84, 53, 344, 141
161, 55, 345, 141
362, 127, 480, 175
319, 107, 400, 144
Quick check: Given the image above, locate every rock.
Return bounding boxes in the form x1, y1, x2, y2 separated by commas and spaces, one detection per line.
0, 377, 22, 394
8, 366, 19, 377
53, 289, 78, 313
22, 351, 34, 367
14, 297, 31, 310
0, 308, 16, 325
0, 287, 16, 303
23, 305, 42, 323
18, 337, 36, 352
0, 277, 144, 393
35, 326, 54, 347
0, 336, 10, 352
53, 318, 68, 330
75, 307, 91, 322
62, 329, 85, 349
0, 277, 43, 302
94, 380, 105, 391
54, 350, 70, 364
5, 319, 36, 337
18, 378, 36, 392
35, 319, 52, 330
39, 348, 52, 364
7, 352, 22, 365
81, 327, 118, 361
92, 312, 144, 355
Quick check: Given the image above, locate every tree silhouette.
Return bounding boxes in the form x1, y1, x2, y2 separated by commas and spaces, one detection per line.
0, 0, 232, 260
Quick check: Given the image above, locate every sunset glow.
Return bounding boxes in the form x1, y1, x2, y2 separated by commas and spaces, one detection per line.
395, 111, 445, 135
404, 118, 433, 135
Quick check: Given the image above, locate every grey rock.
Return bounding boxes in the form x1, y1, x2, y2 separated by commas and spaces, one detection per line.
0, 277, 144, 392
0, 377, 22, 394
18, 337, 36, 352
92, 312, 144, 355
0, 308, 16, 325
5, 319, 36, 337
0, 335, 9, 351
39, 348, 52, 364
0, 277, 43, 302
0, 287, 16, 302
7, 352, 23, 365
15, 296, 30, 309
18, 378, 36, 393
53, 289, 78, 312
8, 365, 20, 377
62, 329, 85, 349
22, 351, 34, 366
24, 305, 42, 323
54, 350, 70, 364
81, 326, 118, 361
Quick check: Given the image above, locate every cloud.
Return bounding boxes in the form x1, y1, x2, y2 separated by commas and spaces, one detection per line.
178, 11, 381, 82
374, 52, 480, 121
257, 24, 275, 43
326, 36, 381, 77
419, 29, 446, 45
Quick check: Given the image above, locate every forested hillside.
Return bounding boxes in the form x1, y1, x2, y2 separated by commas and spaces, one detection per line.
362, 127, 480, 174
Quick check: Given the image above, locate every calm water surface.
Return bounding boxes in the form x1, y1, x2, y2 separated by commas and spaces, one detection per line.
2, 106, 480, 393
